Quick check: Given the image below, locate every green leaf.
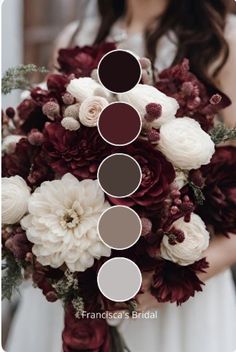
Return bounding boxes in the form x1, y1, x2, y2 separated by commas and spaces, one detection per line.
210, 123, 236, 145
189, 182, 205, 206
2, 64, 48, 95
2, 251, 23, 300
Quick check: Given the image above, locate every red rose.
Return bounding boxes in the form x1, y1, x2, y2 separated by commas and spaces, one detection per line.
57, 43, 116, 78
43, 123, 114, 180
62, 305, 110, 352
197, 146, 236, 234
109, 140, 175, 210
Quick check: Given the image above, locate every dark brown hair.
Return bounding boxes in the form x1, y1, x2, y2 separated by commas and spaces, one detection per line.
94, 0, 230, 87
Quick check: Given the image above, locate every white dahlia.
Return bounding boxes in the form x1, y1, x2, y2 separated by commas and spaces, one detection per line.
21, 173, 111, 272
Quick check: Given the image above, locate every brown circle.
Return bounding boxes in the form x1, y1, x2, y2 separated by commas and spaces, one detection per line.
98, 50, 141, 93
97, 154, 141, 198
98, 206, 142, 250
98, 102, 141, 146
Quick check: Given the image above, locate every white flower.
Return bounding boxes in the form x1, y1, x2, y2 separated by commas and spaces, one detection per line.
2, 176, 31, 224
158, 117, 215, 170
160, 213, 210, 266
79, 96, 109, 127
61, 117, 80, 131
67, 78, 110, 103
21, 173, 111, 272
117, 84, 179, 128
2, 135, 24, 154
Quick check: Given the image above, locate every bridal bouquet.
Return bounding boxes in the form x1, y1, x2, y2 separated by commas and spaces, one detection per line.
2, 42, 236, 352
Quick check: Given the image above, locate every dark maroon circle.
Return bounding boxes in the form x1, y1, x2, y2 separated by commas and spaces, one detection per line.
98, 102, 141, 146
98, 50, 141, 93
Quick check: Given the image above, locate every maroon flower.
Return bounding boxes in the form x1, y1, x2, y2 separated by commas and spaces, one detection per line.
2, 139, 53, 187
156, 59, 231, 131
57, 43, 116, 78
43, 123, 114, 180
151, 258, 209, 305
109, 140, 175, 210
197, 146, 236, 234
4, 227, 32, 260
62, 305, 110, 352
17, 99, 48, 133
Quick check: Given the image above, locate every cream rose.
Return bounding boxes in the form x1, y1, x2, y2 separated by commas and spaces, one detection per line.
2, 176, 31, 224
160, 213, 210, 266
158, 117, 215, 170
117, 84, 179, 128
79, 96, 109, 127
67, 77, 110, 103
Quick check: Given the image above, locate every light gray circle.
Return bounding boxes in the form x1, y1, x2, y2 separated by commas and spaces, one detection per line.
97, 257, 142, 302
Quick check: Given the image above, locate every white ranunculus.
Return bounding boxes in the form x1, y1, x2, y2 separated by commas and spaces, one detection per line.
160, 213, 210, 266
2, 135, 24, 154
158, 117, 215, 170
79, 96, 109, 127
117, 84, 179, 128
21, 173, 111, 272
2, 176, 31, 224
67, 77, 110, 103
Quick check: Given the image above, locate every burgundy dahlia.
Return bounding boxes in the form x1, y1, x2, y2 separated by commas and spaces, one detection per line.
17, 98, 48, 133
62, 305, 110, 352
57, 43, 116, 78
43, 123, 114, 180
151, 258, 209, 305
156, 59, 231, 131
2, 139, 53, 187
197, 146, 236, 234
109, 140, 175, 210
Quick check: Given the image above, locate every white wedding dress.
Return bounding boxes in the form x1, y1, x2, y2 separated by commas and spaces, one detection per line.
6, 12, 236, 352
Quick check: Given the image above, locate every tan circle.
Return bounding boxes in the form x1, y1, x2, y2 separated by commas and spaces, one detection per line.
97, 258, 142, 302
98, 206, 142, 250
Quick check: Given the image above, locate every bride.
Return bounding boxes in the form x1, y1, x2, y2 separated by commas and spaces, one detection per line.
6, 1, 236, 351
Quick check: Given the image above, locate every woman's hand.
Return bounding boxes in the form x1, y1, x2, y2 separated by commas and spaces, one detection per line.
135, 234, 236, 313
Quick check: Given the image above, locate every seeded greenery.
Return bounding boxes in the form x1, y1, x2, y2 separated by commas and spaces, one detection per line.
2, 250, 24, 300
2, 64, 48, 95
210, 123, 236, 145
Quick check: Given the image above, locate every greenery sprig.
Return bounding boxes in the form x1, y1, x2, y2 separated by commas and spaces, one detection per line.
189, 181, 205, 206
2, 64, 48, 95
2, 251, 24, 300
210, 123, 236, 145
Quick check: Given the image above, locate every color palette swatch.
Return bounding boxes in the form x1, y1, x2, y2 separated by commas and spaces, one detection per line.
98, 102, 141, 146
98, 206, 142, 250
98, 154, 142, 198
97, 258, 142, 302
96, 50, 143, 302
98, 49, 141, 93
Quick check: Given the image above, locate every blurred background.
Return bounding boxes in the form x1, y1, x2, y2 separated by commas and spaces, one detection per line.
1, 0, 236, 348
